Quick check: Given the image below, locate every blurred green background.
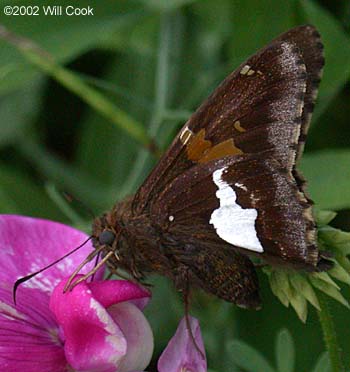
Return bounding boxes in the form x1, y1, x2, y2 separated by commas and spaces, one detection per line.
0, 0, 350, 371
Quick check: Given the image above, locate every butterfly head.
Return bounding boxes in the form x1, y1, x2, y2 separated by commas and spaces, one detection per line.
92, 213, 121, 255
92, 210, 149, 281
98, 230, 116, 246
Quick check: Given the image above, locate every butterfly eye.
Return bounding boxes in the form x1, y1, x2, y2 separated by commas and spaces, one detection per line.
98, 230, 116, 246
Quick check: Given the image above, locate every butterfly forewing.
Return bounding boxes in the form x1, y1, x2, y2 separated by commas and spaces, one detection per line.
133, 25, 323, 218
275, 25, 324, 157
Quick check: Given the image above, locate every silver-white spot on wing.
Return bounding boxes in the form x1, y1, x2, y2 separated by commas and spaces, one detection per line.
209, 167, 264, 253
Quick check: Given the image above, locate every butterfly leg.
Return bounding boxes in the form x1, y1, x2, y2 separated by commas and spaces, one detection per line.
172, 264, 205, 359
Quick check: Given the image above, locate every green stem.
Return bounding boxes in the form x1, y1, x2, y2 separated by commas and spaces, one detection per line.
317, 292, 345, 372
0, 25, 156, 153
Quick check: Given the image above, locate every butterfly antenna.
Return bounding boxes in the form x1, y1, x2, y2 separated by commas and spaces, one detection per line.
183, 275, 205, 360
13, 236, 92, 305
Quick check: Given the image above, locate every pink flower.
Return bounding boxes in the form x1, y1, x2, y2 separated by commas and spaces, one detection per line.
0, 215, 153, 372
158, 316, 207, 372
50, 277, 153, 372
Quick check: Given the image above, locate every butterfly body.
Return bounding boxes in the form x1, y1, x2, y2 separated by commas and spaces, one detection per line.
92, 25, 330, 309
93, 197, 262, 308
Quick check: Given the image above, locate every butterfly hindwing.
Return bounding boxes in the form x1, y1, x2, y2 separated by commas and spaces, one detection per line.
150, 154, 317, 269
179, 240, 261, 309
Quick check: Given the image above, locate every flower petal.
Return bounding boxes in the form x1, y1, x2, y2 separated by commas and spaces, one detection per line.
158, 316, 207, 372
89, 280, 151, 310
50, 277, 153, 371
0, 286, 67, 372
0, 215, 104, 295
108, 302, 154, 372
50, 278, 125, 371
0, 215, 103, 372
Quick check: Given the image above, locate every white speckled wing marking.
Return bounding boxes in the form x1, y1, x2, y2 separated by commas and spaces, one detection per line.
209, 167, 264, 253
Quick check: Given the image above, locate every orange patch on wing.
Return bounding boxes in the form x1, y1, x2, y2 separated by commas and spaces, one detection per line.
198, 139, 243, 163
186, 129, 212, 161
186, 129, 243, 163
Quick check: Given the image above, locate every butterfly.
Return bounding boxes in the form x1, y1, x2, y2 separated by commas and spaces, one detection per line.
88, 24, 331, 310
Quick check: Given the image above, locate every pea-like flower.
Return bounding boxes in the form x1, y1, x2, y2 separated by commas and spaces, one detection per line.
0, 215, 153, 372
158, 316, 207, 372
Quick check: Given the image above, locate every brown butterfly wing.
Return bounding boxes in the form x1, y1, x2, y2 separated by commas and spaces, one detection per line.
133, 25, 323, 217
128, 26, 324, 308
275, 24, 324, 157
175, 238, 262, 309
150, 154, 317, 269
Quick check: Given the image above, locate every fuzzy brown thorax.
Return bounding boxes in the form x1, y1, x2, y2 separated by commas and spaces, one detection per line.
92, 199, 174, 282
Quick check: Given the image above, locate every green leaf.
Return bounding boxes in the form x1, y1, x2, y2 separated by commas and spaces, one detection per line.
312, 352, 331, 372
269, 272, 290, 307
313, 272, 340, 290
335, 256, 350, 279
301, 150, 350, 210
268, 270, 290, 307
289, 288, 308, 323
227, 340, 276, 372
314, 210, 337, 226
328, 263, 350, 286
289, 274, 320, 311
275, 328, 295, 372
309, 275, 350, 308
275, 271, 294, 299
318, 226, 350, 255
